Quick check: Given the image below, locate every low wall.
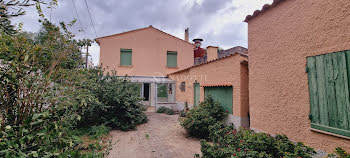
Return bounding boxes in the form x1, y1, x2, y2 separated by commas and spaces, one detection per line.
225, 114, 249, 129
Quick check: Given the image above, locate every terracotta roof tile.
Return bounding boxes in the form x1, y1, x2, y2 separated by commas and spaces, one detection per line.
167, 52, 248, 76
96, 26, 194, 47
218, 46, 248, 58
201, 84, 232, 87
244, 0, 287, 22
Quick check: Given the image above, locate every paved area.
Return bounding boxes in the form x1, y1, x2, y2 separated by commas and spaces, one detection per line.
107, 112, 201, 158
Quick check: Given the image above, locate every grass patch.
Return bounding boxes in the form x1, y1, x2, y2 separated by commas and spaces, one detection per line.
69, 125, 113, 157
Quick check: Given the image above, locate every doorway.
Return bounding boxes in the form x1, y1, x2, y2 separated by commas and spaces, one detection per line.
143, 83, 150, 101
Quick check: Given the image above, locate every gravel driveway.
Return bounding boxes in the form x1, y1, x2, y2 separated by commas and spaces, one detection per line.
107, 112, 201, 158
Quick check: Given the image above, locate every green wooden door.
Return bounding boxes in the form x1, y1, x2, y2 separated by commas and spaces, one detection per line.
307, 50, 350, 137
204, 86, 233, 114
194, 83, 200, 106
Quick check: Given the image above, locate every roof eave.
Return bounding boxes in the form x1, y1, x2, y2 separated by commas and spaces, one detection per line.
244, 0, 287, 23
167, 53, 248, 76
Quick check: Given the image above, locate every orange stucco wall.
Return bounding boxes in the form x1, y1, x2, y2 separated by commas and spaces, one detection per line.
98, 27, 194, 77
248, 0, 350, 152
168, 54, 249, 118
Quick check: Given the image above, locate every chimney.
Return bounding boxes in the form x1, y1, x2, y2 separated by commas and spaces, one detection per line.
185, 28, 189, 42
207, 46, 219, 61
193, 38, 203, 48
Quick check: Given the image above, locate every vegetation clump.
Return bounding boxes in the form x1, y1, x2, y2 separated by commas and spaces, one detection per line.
180, 97, 227, 139
200, 123, 316, 158
179, 101, 189, 117
156, 106, 175, 115
0, 0, 147, 157
328, 147, 350, 158
180, 99, 319, 158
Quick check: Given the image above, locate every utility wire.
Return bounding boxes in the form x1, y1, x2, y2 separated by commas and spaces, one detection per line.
71, 0, 87, 39
84, 0, 98, 38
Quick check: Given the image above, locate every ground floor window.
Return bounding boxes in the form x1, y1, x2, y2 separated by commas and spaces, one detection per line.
307, 50, 350, 137
157, 84, 168, 102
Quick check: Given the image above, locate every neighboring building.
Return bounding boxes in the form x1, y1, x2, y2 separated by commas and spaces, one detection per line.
218, 46, 248, 59
245, 0, 350, 152
96, 26, 194, 107
168, 53, 249, 128
82, 56, 94, 68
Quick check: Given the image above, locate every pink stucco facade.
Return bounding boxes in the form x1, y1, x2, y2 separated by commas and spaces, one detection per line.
168, 54, 249, 125
247, 0, 350, 152
97, 26, 194, 77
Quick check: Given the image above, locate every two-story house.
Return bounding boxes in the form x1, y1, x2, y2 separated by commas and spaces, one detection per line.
96, 26, 194, 108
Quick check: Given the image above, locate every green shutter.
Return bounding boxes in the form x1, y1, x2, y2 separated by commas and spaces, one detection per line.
167, 51, 177, 67
120, 49, 132, 66
204, 86, 233, 114
307, 51, 350, 137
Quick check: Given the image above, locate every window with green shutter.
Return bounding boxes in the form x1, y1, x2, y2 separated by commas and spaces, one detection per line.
306, 50, 350, 137
120, 49, 132, 66
167, 51, 177, 68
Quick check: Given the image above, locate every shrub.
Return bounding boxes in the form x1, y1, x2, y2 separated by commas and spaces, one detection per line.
94, 72, 148, 131
157, 106, 175, 115
200, 127, 316, 158
179, 102, 190, 117
328, 147, 350, 158
180, 97, 227, 139
0, 2, 146, 156
66, 68, 148, 131
0, 18, 89, 157
0, 111, 82, 157
179, 109, 187, 117
156, 106, 168, 113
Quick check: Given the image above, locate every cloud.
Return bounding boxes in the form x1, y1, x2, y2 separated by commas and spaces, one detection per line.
11, 0, 273, 65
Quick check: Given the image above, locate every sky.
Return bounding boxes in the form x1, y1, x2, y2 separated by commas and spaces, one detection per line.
11, 0, 273, 65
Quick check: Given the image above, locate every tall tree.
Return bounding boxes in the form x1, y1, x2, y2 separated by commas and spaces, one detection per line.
0, 0, 48, 35
78, 39, 93, 68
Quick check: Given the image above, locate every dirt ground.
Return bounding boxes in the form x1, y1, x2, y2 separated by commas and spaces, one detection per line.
107, 112, 201, 158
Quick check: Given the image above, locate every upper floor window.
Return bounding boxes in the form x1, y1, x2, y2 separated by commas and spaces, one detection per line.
306, 50, 350, 138
167, 51, 177, 68
120, 49, 132, 66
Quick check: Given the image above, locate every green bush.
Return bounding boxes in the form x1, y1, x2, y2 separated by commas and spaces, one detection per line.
157, 106, 175, 115
65, 68, 148, 131
0, 112, 82, 157
328, 147, 350, 158
93, 73, 148, 131
179, 109, 187, 117
180, 97, 227, 139
0, 18, 89, 157
0, 2, 147, 156
200, 126, 316, 158
179, 102, 190, 117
